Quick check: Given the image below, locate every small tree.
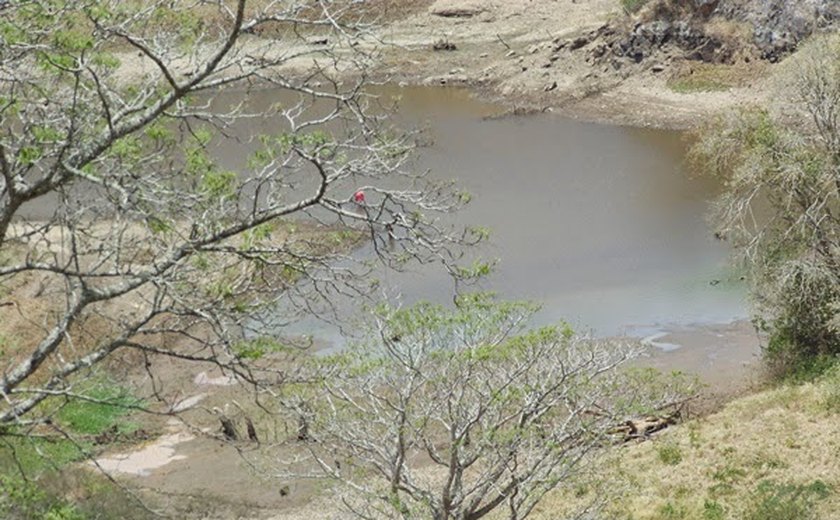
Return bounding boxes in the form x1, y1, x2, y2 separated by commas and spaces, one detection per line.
690, 35, 840, 370
0, 1, 476, 437
283, 294, 689, 520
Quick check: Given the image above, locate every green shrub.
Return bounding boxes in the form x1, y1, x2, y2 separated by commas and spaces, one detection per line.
656, 442, 683, 466
708, 465, 747, 497
690, 101, 840, 378
56, 382, 141, 435
744, 480, 831, 520
657, 501, 687, 519
703, 499, 724, 520
0, 475, 85, 520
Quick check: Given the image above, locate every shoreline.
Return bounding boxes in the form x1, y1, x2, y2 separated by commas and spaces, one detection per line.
362, 0, 775, 131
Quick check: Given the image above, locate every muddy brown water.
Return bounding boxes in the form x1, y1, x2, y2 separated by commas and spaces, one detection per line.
86, 87, 761, 509
222, 86, 759, 384
19, 85, 759, 382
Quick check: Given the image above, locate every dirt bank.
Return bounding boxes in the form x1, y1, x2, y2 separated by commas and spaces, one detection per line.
364, 0, 835, 128
108, 1, 833, 130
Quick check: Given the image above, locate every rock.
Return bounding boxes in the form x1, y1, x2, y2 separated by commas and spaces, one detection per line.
569, 36, 590, 50
479, 52, 489, 58
693, 0, 720, 17
429, 0, 487, 18
605, 18, 728, 65
432, 39, 457, 51
425, 74, 468, 85
544, 81, 558, 92
219, 416, 239, 441
505, 49, 517, 58
651, 63, 666, 73
306, 36, 329, 46
716, 0, 840, 61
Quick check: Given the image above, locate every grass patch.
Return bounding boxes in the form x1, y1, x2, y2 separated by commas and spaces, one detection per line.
0, 379, 147, 519
656, 442, 683, 466
0, 474, 85, 520
745, 480, 831, 520
55, 382, 142, 436
667, 62, 767, 93
0, 437, 85, 476
527, 364, 840, 520
656, 501, 687, 519
0, 436, 88, 519
702, 499, 724, 520
233, 336, 294, 360
820, 363, 840, 412
708, 464, 747, 497
622, 0, 650, 14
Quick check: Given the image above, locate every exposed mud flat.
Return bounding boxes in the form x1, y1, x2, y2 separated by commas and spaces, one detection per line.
94, 423, 195, 478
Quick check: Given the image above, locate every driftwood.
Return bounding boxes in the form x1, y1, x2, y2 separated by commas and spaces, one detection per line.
587, 399, 691, 444
611, 411, 680, 442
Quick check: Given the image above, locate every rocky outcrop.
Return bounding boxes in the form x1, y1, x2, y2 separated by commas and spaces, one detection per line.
570, 0, 839, 69
717, 0, 840, 61
560, 19, 732, 69
616, 20, 730, 64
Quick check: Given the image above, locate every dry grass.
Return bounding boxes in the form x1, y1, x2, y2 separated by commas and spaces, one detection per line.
0, 220, 363, 396
667, 61, 769, 93
529, 376, 840, 520
703, 17, 753, 48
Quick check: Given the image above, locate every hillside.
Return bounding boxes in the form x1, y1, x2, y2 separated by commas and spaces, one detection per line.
366, 0, 838, 128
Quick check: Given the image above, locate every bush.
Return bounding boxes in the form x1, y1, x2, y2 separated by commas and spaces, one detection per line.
689, 36, 840, 376
744, 480, 831, 520
656, 442, 683, 466
702, 499, 724, 520
56, 382, 141, 435
0, 475, 85, 520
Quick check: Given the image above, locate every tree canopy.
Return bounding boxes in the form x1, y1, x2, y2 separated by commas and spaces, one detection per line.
0, 0, 476, 433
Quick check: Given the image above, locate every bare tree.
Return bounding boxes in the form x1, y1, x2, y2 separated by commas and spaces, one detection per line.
689, 34, 840, 368
279, 294, 691, 520
0, 1, 477, 437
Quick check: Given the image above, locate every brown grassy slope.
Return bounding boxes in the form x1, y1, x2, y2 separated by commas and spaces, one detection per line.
528, 372, 840, 520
